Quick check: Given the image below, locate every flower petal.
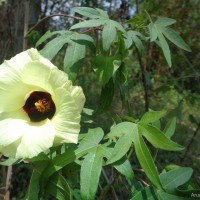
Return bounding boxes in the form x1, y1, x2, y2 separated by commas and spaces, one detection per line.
70, 86, 86, 111
16, 119, 55, 158
21, 61, 53, 92
0, 110, 28, 146
52, 88, 83, 144
3, 48, 55, 73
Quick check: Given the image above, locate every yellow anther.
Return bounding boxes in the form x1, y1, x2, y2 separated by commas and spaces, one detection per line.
35, 99, 50, 113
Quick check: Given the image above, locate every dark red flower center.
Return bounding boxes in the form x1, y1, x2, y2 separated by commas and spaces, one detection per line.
23, 91, 56, 122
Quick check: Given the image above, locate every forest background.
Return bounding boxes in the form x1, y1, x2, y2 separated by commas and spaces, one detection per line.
0, 0, 199, 199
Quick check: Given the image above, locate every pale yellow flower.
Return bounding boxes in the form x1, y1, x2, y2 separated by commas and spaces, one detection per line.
0, 48, 85, 159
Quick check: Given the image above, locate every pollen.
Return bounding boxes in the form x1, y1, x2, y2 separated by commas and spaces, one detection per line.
35, 99, 51, 113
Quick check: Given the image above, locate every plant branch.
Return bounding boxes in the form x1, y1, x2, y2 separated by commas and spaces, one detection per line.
26, 14, 85, 36
180, 123, 200, 164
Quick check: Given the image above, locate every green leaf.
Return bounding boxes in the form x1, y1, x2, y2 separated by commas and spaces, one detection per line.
111, 20, 125, 33
46, 173, 72, 200
93, 54, 121, 86
161, 27, 191, 52
80, 147, 103, 200
148, 22, 158, 42
71, 7, 103, 19
139, 124, 184, 151
40, 34, 70, 60
160, 167, 193, 193
127, 30, 145, 55
106, 131, 133, 164
106, 122, 137, 139
75, 128, 104, 157
106, 122, 162, 188
113, 156, 134, 183
35, 30, 69, 47
142, 124, 183, 151
70, 19, 105, 30
139, 110, 166, 124
0, 157, 22, 166
131, 186, 158, 200
27, 161, 50, 200
134, 131, 162, 189
64, 34, 86, 80
94, 78, 115, 114
41, 146, 77, 186
163, 117, 176, 138
155, 17, 176, 26
158, 32, 172, 67
102, 20, 117, 51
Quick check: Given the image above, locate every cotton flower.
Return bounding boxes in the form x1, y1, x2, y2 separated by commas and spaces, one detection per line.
0, 48, 85, 159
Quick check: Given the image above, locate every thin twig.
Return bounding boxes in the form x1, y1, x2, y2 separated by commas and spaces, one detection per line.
180, 123, 200, 164
5, 166, 12, 200
26, 14, 85, 35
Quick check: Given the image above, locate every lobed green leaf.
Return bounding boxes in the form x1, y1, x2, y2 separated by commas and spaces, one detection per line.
161, 27, 192, 52
139, 124, 184, 151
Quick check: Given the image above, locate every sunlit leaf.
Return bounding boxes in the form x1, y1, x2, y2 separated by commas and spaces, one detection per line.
139, 124, 184, 151
71, 7, 104, 19
134, 132, 162, 189
40, 34, 70, 60
139, 110, 166, 124
163, 117, 177, 138
160, 167, 193, 193
155, 17, 176, 26
35, 30, 70, 47
106, 131, 133, 164
102, 20, 117, 51
70, 19, 106, 30
80, 147, 103, 200
161, 27, 191, 52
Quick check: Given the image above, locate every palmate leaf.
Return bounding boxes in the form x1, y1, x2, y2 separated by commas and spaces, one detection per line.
71, 8, 125, 52
64, 33, 95, 80
106, 122, 162, 189
40, 34, 71, 60
38, 30, 94, 80
125, 30, 145, 55
148, 17, 191, 67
